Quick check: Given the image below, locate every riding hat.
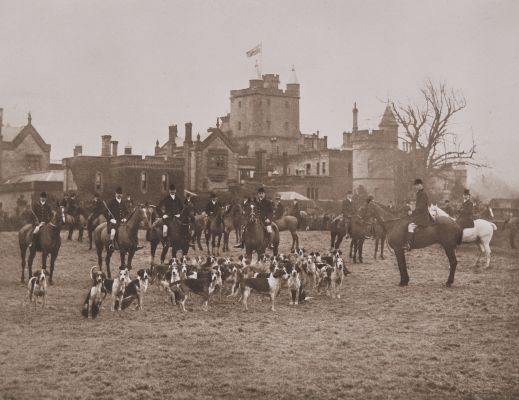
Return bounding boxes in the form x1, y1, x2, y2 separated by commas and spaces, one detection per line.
257, 187, 265, 193
413, 178, 423, 185
115, 187, 123, 194
93, 192, 100, 198
346, 191, 353, 195
169, 184, 176, 191
463, 189, 470, 196
275, 194, 281, 199
40, 192, 47, 198
210, 192, 217, 198
366, 195, 374, 203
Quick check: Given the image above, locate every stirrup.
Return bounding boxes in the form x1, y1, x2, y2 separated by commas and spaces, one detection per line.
233, 243, 243, 248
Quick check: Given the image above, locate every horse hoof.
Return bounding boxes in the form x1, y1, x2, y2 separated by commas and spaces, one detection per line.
49, 280, 54, 286
446, 281, 453, 288
399, 281, 409, 287
381, 257, 385, 260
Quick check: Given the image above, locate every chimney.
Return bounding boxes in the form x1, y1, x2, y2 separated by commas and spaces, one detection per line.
353, 102, 358, 132
124, 145, 132, 155
101, 135, 112, 156
111, 140, 118, 156
73, 145, 83, 156
168, 124, 177, 156
185, 122, 193, 144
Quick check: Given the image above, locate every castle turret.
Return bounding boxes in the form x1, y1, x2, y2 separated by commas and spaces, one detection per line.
286, 66, 300, 97
168, 124, 177, 156
184, 122, 193, 144
352, 102, 358, 133
101, 135, 112, 156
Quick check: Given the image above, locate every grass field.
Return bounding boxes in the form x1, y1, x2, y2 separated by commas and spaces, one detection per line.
1, 229, 518, 400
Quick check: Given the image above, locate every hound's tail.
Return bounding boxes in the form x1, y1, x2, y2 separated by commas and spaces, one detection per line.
89, 265, 98, 281
81, 291, 91, 318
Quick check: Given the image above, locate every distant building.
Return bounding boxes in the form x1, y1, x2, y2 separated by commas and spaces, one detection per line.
63, 135, 184, 205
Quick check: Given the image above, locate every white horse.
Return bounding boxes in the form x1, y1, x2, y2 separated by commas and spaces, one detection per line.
429, 204, 497, 268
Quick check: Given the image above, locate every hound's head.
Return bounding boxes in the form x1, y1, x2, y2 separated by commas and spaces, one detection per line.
34, 269, 49, 284
335, 258, 344, 272
117, 268, 128, 283
170, 265, 181, 283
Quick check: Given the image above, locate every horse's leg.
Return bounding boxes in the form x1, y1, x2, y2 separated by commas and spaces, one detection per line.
96, 245, 103, 270
358, 239, 364, 263
445, 246, 458, 287
394, 248, 410, 286
374, 238, 379, 260
349, 240, 353, 259
20, 244, 27, 283
330, 231, 335, 251
380, 237, 385, 260
105, 248, 112, 279
88, 228, 93, 250
474, 241, 484, 267
217, 234, 222, 256
49, 252, 58, 284
28, 248, 36, 279
67, 225, 73, 240
206, 232, 211, 255
120, 251, 126, 269
510, 232, 516, 249
290, 231, 296, 252
160, 245, 168, 264
150, 240, 157, 265
127, 250, 135, 270
223, 231, 229, 253
483, 240, 491, 269
78, 225, 83, 242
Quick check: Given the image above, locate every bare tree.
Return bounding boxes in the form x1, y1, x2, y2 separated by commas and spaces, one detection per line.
391, 79, 483, 182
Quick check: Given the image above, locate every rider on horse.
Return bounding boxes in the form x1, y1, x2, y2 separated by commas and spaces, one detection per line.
274, 194, 285, 220
67, 192, 79, 218
342, 190, 355, 238
59, 192, 69, 209
257, 187, 274, 248
457, 189, 475, 229
30, 191, 53, 248
87, 192, 104, 232
405, 179, 433, 251
158, 184, 184, 246
105, 187, 129, 250
205, 192, 222, 232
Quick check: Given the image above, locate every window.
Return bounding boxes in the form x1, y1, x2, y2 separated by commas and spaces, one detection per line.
315, 188, 319, 200
161, 173, 168, 192
238, 101, 242, 108
266, 120, 271, 130
284, 122, 289, 131
238, 121, 241, 131
288, 168, 291, 175
267, 99, 271, 106
348, 162, 352, 176
285, 101, 289, 108
368, 159, 374, 173
140, 171, 148, 193
322, 162, 326, 174
26, 154, 41, 170
306, 163, 311, 175
95, 172, 103, 191
307, 187, 311, 198
316, 162, 320, 175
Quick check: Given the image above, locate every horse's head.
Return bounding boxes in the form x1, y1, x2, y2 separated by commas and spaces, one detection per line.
136, 206, 151, 229
54, 206, 66, 226
182, 202, 195, 221
244, 202, 258, 223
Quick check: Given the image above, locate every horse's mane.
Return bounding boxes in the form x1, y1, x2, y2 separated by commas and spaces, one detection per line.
370, 201, 399, 221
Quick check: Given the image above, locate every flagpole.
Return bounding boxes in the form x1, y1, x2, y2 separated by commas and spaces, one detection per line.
260, 42, 263, 76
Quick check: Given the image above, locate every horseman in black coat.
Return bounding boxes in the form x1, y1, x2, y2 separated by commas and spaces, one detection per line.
59, 192, 69, 209
67, 193, 79, 217
457, 189, 475, 230
257, 187, 274, 247
104, 187, 129, 250
341, 190, 355, 237
158, 184, 184, 245
443, 200, 454, 217
204, 192, 222, 234
274, 194, 285, 220
30, 192, 53, 248
87, 193, 104, 232
405, 179, 433, 251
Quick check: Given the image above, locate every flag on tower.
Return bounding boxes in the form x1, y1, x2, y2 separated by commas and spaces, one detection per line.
246, 43, 262, 57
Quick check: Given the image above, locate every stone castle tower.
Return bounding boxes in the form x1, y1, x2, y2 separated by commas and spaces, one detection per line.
223, 70, 301, 157
348, 103, 399, 204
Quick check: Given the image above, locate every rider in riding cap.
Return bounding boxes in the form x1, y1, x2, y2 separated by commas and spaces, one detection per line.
342, 190, 355, 238
405, 179, 433, 251
274, 194, 285, 220
87, 192, 104, 234
59, 192, 69, 210
257, 187, 274, 248
457, 189, 475, 229
158, 184, 184, 246
105, 187, 129, 250
400, 199, 412, 218
443, 199, 454, 217
30, 191, 53, 248
204, 192, 221, 234
67, 192, 79, 218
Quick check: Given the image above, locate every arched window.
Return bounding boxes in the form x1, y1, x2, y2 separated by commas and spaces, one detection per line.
140, 171, 148, 193
161, 173, 168, 192
94, 172, 103, 192
238, 121, 241, 131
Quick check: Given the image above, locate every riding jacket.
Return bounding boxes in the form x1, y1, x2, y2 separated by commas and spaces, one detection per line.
67, 197, 79, 216
257, 197, 274, 223
411, 189, 432, 227
274, 203, 285, 220
341, 199, 355, 218
158, 194, 183, 218
105, 198, 129, 223
32, 201, 52, 224
90, 199, 104, 220
205, 199, 220, 217
457, 199, 475, 229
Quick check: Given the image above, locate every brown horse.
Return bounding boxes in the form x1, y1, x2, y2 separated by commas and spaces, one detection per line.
349, 215, 369, 263
148, 202, 195, 264
373, 220, 387, 260
242, 202, 280, 261
367, 201, 462, 287
205, 207, 224, 256
503, 216, 519, 249
87, 213, 107, 250
192, 212, 206, 252
64, 211, 87, 242
93, 206, 150, 278
330, 216, 348, 251
222, 203, 245, 252
274, 215, 299, 251
19, 207, 66, 284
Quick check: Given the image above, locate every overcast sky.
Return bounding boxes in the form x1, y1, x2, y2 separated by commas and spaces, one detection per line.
1, 0, 518, 184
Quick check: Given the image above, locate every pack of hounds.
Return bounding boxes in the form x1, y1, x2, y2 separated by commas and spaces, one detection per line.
26, 249, 350, 319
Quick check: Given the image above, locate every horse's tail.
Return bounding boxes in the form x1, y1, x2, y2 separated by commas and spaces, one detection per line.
491, 222, 497, 231
385, 239, 395, 256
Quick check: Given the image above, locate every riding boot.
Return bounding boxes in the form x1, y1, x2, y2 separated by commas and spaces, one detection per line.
109, 239, 115, 251
405, 232, 414, 251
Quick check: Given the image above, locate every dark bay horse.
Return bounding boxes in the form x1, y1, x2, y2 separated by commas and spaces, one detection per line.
64, 211, 87, 242
192, 213, 206, 252
19, 207, 66, 284
367, 201, 462, 287
93, 206, 150, 278
148, 203, 194, 264
222, 203, 244, 252
373, 221, 387, 260
242, 202, 280, 261
349, 215, 369, 263
205, 207, 224, 256
330, 216, 348, 251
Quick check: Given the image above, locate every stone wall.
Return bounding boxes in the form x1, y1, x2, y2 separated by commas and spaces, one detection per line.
1, 133, 50, 179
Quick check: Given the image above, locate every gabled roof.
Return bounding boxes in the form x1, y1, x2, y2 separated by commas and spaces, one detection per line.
201, 128, 237, 152
379, 104, 398, 128
3, 170, 64, 184
1, 123, 51, 152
